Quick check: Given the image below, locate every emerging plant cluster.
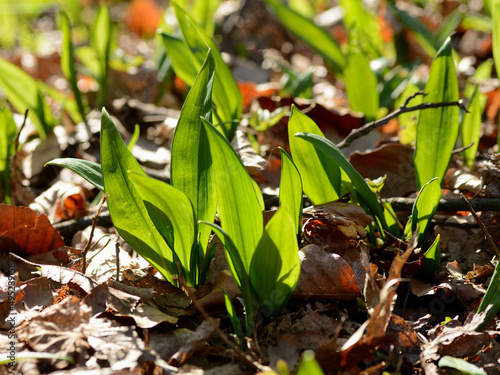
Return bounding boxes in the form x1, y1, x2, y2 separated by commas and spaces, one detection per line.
0, 0, 500, 372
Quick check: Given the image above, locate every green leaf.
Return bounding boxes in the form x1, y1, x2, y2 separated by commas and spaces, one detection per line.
262, 0, 344, 73
476, 258, 500, 331
340, 0, 384, 56
438, 356, 487, 375
0, 352, 74, 365
128, 172, 197, 285
297, 351, 325, 375
223, 289, 244, 338
91, 4, 112, 108
250, 208, 300, 317
389, 4, 437, 57
190, 0, 221, 37
411, 177, 441, 245
128, 124, 140, 151
294, 132, 387, 230
100, 108, 176, 283
174, 5, 242, 139
344, 44, 379, 121
414, 37, 460, 189
279, 147, 303, 236
201, 119, 263, 273
171, 50, 216, 260
200, 221, 256, 335
395, 82, 422, 145
45, 158, 104, 192
60, 12, 87, 126
0, 58, 54, 139
461, 85, 482, 168
423, 234, 441, 278
0, 107, 16, 203
435, 8, 464, 47
161, 33, 199, 86
288, 106, 341, 204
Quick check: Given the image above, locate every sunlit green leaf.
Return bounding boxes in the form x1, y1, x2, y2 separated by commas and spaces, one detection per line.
288, 106, 341, 204
344, 42, 379, 121
461, 85, 482, 168
294, 132, 387, 230
0, 58, 54, 139
100, 108, 176, 283
223, 289, 244, 338
297, 351, 325, 375
0, 107, 16, 203
171, 50, 216, 261
45, 158, 104, 192
423, 234, 440, 278
414, 37, 459, 189
201, 119, 263, 273
161, 33, 198, 86
250, 208, 300, 317
411, 177, 441, 245
129, 172, 197, 285
262, 0, 344, 73
279, 147, 303, 236
174, 5, 242, 139
438, 356, 487, 375
91, 4, 112, 108
389, 4, 437, 57
60, 12, 87, 126
476, 259, 500, 331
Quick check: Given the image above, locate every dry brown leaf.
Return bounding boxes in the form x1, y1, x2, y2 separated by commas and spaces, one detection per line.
338, 237, 417, 371
29, 180, 89, 223
0, 204, 66, 255
420, 311, 500, 374
11, 253, 98, 294
349, 143, 416, 198
293, 244, 361, 300
17, 296, 92, 369
302, 201, 372, 254
169, 320, 217, 366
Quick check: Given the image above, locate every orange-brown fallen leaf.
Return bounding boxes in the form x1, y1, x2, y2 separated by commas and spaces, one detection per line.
293, 244, 361, 300
0, 204, 65, 255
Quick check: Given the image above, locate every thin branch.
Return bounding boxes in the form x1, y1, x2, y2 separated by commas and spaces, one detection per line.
385, 197, 500, 212
81, 194, 107, 274
337, 92, 468, 149
14, 109, 29, 151
460, 193, 500, 257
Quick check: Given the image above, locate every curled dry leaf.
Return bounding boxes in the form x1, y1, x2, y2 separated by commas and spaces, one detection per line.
293, 244, 361, 300
11, 253, 98, 294
302, 201, 372, 254
0, 204, 66, 255
29, 180, 89, 223
169, 319, 217, 366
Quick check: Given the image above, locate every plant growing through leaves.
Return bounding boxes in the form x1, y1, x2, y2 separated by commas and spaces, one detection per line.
47, 50, 301, 337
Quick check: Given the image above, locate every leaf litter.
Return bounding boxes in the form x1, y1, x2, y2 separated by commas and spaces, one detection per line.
1, 1, 500, 374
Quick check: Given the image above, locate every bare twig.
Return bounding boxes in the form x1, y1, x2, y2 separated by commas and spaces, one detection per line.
452, 142, 474, 155
81, 194, 107, 274
14, 109, 29, 151
337, 92, 468, 149
177, 276, 268, 372
385, 197, 500, 212
460, 193, 500, 257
